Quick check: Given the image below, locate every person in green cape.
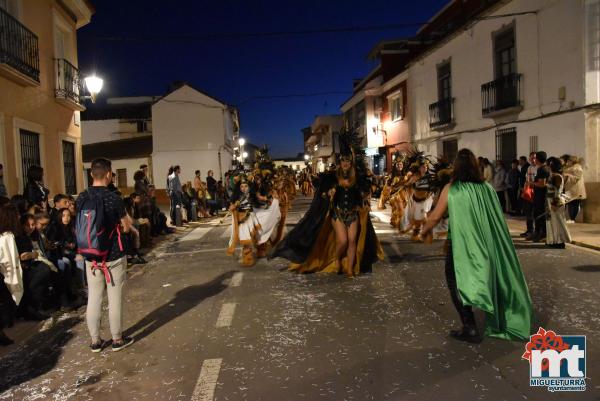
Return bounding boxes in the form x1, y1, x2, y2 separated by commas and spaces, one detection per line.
421, 148, 533, 343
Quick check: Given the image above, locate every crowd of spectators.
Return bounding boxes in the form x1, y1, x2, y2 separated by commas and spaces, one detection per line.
167, 167, 230, 225
0, 162, 173, 345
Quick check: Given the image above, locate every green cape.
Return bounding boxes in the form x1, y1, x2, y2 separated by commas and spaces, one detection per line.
448, 182, 533, 341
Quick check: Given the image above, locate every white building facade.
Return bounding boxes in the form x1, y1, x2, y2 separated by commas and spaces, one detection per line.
152, 84, 238, 187
305, 115, 343, 172
81, 85, 239, 197
81, 97, 154, 191
409, 0, 600, 222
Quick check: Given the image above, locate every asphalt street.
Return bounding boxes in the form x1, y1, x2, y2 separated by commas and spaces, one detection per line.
0, 196, 599, 401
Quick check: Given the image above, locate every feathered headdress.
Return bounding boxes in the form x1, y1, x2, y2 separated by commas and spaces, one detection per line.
404, 147, 432, 173
337, 127, 367, 174
429, 157, 453, 191
254, 145, 275, 177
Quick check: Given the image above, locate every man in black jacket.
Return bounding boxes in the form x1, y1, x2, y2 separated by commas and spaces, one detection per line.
206, 170, 218, 215
518, 156, 530, 217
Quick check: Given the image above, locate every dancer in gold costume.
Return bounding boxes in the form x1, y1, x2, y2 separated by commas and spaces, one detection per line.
271, 129, 384, 277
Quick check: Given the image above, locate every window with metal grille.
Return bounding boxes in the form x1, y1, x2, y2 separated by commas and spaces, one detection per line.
19, 129, 40, 188
116, 168, 127, 188
529, 135, 538, 154
496, 127, 517, 165
62, 141, 76, 194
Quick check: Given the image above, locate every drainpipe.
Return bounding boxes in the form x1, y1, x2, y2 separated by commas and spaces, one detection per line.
218, 145, 224, 182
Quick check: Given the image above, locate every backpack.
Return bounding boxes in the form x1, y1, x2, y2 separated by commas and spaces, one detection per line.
76, 189, 122, 284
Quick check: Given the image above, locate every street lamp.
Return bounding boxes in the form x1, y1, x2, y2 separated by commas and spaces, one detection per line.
304, 154, 309, 161
238, 137, 246, 168
83, 74, 103, 103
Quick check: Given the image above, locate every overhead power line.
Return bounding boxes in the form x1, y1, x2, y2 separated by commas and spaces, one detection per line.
86, 11, 538, 43
157, 91, 352, 107
237, 91, 352, 105
89, 22, 428, 42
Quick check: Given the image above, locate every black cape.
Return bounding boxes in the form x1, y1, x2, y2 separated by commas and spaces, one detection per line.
269, 172, 335, 263
270, 171, 380, 273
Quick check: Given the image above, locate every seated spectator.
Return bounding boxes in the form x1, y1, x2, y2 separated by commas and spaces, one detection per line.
15, 214, 54, 320
134, 170, 149, 196
123, 196, 147, 266
50, 194, 70, 220
34, 211, 78, 310
0, 204, 24, 345
194, 171, 210, 218
10, 194, 29, 216
0, 163, 7, 198
181, 183, 196, 222
129, 192, 152, 248
107, 172, 122, 196
46, 208, 85, 306
67, 195, 76, 217
147, 185, 173, 235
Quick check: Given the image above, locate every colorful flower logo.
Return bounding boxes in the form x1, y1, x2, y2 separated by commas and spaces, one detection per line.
522, 327, 570, 372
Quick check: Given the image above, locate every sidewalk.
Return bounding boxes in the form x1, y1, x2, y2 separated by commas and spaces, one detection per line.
370, 200, 600, 252
505, 216, 600, 251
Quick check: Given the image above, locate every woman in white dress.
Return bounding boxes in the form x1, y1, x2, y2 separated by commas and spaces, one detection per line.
545, 157, 571, 249
0, 204, 24, 345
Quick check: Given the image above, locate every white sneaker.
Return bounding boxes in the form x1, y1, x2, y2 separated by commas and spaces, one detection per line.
566, 220, 575, 224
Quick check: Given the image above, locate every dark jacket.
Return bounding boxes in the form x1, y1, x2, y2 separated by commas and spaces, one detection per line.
519, 162, 530, 189
206, 176, 217, 197
24, 181, 49, 208
134, 179, 149, 196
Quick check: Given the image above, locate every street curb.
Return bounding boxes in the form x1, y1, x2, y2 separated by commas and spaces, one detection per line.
570, 241, 600, 253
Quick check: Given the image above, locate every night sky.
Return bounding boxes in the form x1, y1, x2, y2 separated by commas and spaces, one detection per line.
78, 0, 448, 158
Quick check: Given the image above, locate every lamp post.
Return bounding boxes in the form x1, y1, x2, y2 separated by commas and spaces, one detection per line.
238, 137, 246, 169
83, 74, 103, 103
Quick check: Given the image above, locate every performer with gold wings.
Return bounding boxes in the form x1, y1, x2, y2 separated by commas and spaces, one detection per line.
399, 152, 434, 242
227, 147, 281, 266
270, 129, 384, 277
385, 152, 413, 229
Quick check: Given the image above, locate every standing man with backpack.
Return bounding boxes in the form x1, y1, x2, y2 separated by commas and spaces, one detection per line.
76, 158, 134, 353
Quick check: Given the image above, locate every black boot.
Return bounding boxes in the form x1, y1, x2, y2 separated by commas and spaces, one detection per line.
0, 330, 13, 346
449, 326, 481, 344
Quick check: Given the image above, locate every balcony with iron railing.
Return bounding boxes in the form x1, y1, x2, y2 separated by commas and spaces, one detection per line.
55, 58, 85, 111
481, 73, 523, 117
429, 97, 454, 129
0, 7, 40, 85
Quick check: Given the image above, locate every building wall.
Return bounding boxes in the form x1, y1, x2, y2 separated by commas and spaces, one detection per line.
152, 86, 228, 152
81, 119, 152, 145
409, 0, 586, 159
382, 79, 410, 147
151, 85, 234, 188
81, 119, 121, 144
407, 0, 600, 221
273, 160, 304, 172
83, 156, 150, 193
0, 0, 88, 196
